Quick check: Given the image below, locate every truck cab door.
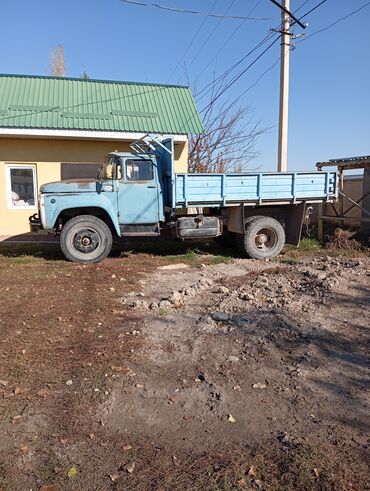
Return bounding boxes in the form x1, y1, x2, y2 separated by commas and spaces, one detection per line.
117, 157, 161, 226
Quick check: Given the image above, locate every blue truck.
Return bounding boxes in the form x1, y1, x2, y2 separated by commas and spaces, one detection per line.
30, 135, 338, 263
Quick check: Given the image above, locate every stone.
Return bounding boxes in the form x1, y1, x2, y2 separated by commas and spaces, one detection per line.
65, 379, 73, 386
125, 462, 135, 473
227, 355, 239, 362
252, 382, 267, 389
171, 291, 182, 301
39, 485, 57, 491
158, 263, 189, 270
159, 300, 171, 309
184, 287, 196, 296
213, 286, 230, 294
211, 312, 229, 322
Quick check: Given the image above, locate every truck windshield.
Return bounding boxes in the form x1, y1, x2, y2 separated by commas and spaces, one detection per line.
98, 156, 122, 180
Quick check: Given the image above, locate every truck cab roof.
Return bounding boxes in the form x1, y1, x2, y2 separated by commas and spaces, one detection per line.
107, 151, 154, 158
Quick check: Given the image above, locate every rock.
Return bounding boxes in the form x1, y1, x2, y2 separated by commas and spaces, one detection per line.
171, 290, 182, 301
149, 302, 159, 310
159, 263, 189, 270
184, 287, 196, 297
228, 414, 236, 423
199, 315, 214, 325
39, 485, 57, 491
125, 462, 135, 474
252, 382, 267, 389
127, 299, 149, 309
227, 355, 239, 362
159, 300, 171, 309
65, 379, 73, 386
211, 312, 229, 322
212, 285, 230, 294
198, 278, 213, 287
109, 474, 120, 482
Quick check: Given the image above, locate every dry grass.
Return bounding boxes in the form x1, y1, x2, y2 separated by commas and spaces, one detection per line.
325, 228, 366, 252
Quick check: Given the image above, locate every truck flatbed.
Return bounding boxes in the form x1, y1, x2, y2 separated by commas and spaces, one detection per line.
174, 171, 337, 207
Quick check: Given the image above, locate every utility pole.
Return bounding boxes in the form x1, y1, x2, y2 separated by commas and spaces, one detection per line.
277, 0, 291, 172
270, 0, 306, 172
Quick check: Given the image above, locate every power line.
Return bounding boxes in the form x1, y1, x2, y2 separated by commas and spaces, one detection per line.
119, 0, 271, 21
298, 0, 327, 21
195, 31, 278, 101
194, 0, 263, 81
186, 0, 237, 71
200, 36, 280, 114
293, 0, 312, 14
230, 57, 280, 107
296, 1, 370, 43
166, 0, 218, 83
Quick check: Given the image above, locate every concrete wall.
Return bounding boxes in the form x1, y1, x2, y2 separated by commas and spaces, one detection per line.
0, 137, 188, 236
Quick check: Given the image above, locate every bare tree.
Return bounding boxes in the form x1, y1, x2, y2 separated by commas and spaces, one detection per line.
81, 71, 90, 80
189, 79, 265, 173
50, 45, 66, 77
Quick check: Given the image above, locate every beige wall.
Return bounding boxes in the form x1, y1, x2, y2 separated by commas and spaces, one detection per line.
0, 136, 188, 236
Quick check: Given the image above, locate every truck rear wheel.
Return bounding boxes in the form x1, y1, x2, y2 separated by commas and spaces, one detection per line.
236, 216, 285, 260
60, 215, 113, 263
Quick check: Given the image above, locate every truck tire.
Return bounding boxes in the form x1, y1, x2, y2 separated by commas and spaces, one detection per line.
236, 216, 285, 260
60, 215, 113, 263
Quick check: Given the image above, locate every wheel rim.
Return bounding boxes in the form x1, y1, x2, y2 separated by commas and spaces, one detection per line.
254, 227, 278, 251
72, 227, 101, 255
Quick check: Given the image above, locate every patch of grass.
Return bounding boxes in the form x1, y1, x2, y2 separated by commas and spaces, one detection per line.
158, 308, 168, 316
208, 255, 234, 265
298, 238, 322, 251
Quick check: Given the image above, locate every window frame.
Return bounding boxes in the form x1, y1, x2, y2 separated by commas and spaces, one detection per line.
6, 164, 38, 210
124, 158, 154, 182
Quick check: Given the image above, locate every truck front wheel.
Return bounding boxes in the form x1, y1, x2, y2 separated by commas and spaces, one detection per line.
236, 216, 285, 260
60, 215, 113, 263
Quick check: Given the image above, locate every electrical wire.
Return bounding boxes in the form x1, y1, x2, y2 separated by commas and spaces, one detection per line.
200, 36, 280, 114
166, 0, 219, 83
195, 30, 278, 101
194, 0, 263, 81
230, 57, 280, 107
293, 0, 312, 14
186, 0, 237, 71
119, 0, 271, 21
296, 1, 370, 43
298, 0, 327, 22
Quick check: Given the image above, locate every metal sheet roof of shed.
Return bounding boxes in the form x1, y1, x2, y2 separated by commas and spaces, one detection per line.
0, 74, 204, 135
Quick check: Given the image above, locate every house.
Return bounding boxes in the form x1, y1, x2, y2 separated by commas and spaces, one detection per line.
0, 74, 203, 237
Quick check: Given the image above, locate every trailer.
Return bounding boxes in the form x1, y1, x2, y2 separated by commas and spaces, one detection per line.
30, 135, 338, 263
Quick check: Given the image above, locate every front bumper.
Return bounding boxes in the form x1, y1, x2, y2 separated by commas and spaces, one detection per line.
29, 213, 43, 232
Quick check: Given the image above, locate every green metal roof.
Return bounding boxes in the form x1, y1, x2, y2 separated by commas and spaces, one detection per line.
0, 74, 204, 134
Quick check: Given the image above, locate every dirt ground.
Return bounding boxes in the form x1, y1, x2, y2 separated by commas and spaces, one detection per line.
0, 240, 369, 491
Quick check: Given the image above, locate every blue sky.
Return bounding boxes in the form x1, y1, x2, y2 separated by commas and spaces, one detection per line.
1, 0, 369, 171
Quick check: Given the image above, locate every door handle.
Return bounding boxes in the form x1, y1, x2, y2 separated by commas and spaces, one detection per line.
147, 185, 156, 189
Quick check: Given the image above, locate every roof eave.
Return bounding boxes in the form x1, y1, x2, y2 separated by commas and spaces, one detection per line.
0, 128, 189, 142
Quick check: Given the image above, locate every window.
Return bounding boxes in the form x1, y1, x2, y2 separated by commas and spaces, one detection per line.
61, 163, 102, 180
6, 166, 37, 208
126, 159, 154, 181
98, 156, 122, 180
